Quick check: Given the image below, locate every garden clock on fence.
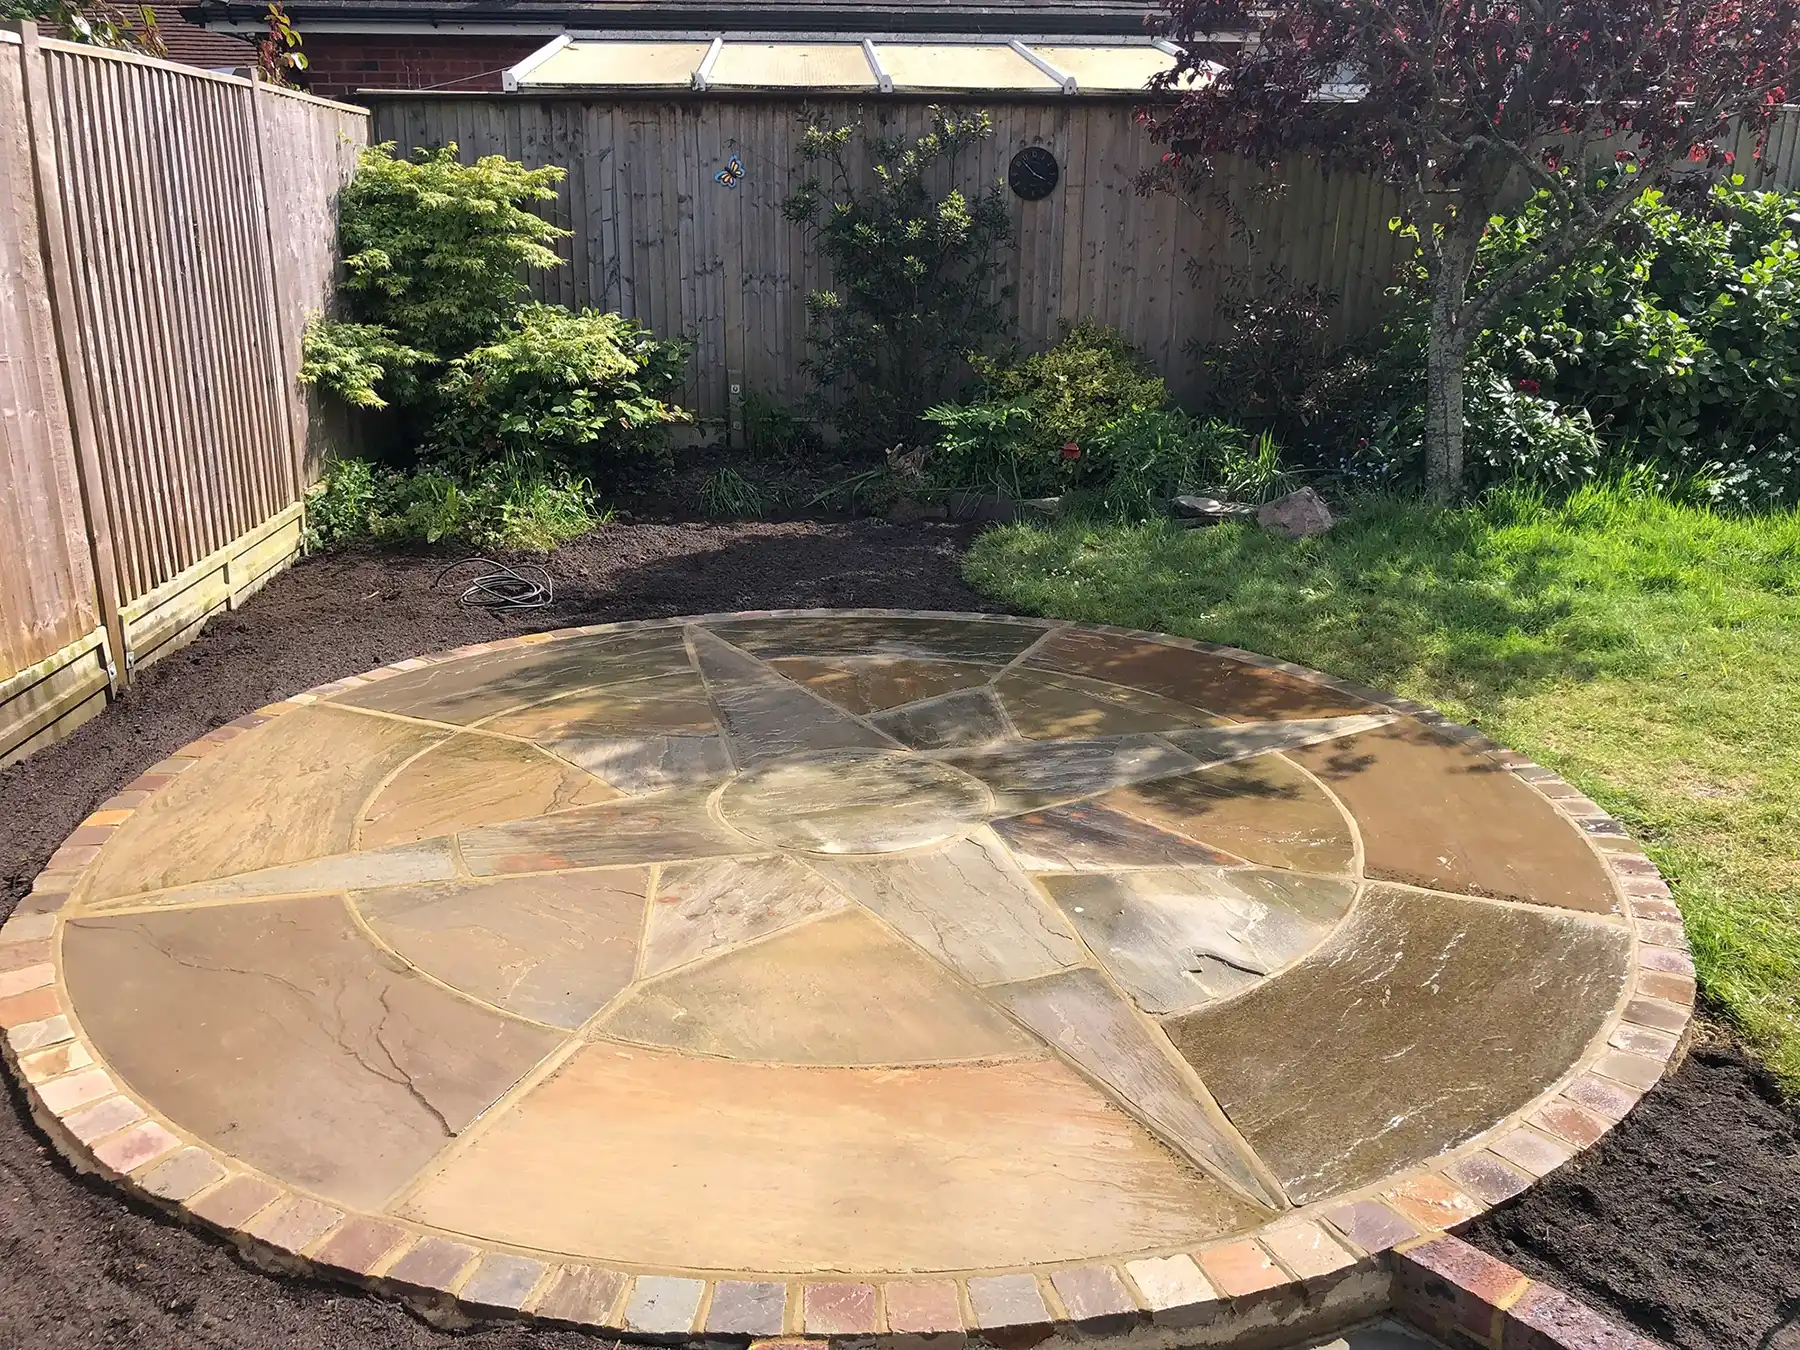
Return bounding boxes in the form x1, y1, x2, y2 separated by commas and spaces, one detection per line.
1008, 146, 1060, 201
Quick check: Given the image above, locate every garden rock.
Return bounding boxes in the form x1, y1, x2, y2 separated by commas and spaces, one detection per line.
1257, 488, 1335, 538
1171, 495, 1259, 524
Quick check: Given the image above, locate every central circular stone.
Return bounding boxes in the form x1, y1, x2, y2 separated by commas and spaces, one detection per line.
718, 748, 993, 854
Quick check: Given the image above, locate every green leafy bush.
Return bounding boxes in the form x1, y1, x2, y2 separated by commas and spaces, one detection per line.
973, 321, 1168, 453
335, 143, 568, 356
1479, 182, 1800, 508
431, 304, 690, 477
299, 319, 433, 410
785, 111, 1014, 451
305, 456, 599, 552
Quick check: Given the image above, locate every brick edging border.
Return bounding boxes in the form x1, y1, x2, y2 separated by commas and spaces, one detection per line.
1392, 1234, 1659, 1350
0, 610, 1694, 1348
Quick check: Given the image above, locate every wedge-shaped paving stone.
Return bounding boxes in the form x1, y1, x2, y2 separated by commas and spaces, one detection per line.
1026, 629, 1375, 719
399, 1044, 1261, 1272
690, 627, 896, 765
332, 630, 691, 724
1099, 756, 1356, 874
930, 736, 1200, 815
62, 897, 562, 1209
1290, 721, 1617, 912
551, 733, 731, 793
1040, 869, 1356, 1013
1162, 716, 1396, 769
460, 1253, 546, 1311
708, 616, 1050, 664
992, 803, 1237, 873
996, 669, 1221, 740
602, 909, 1036, 1064
718, 749, 992, 854
533, 1264, 627, 1325
457, 787, 758, 876
707, 1280, 787, 1335
481, 671, 717, 740
1164, 887, 1631, 1203
870, 686, 1015, 750
89, 839, 459, 911
82, 707, 445, 902
768, 655, 997, 713
358, 870, 649, 1028
993, 966, 1279, 1209
640, 856, 846, 978
810, 833, 1082, 985
358, 736, 618, 848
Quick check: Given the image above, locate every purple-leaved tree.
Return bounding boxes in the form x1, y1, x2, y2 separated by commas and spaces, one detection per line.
1151, 0, 1800, 499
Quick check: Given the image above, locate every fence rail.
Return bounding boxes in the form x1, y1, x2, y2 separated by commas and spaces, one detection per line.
368, 93, 1800, 432
0, 24, 367, 765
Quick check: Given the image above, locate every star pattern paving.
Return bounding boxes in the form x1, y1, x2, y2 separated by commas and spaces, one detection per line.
44, 613, 1646, 1287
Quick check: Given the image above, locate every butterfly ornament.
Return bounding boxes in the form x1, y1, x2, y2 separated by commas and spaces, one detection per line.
715, 154, 744, 188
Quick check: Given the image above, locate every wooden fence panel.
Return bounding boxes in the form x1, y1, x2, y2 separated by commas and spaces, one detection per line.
0, 26, 367, 763
371, 94, 1800, 428
0, 35, 110, 759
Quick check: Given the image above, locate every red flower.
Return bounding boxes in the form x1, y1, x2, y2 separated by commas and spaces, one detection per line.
1061, 442, 1081, 461
1516, 377, 1541, 394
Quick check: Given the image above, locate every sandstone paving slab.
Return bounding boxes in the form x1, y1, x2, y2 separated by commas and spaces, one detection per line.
1289, 722, 1618, 912
808, 833, 1083, 985
456, 787, 758, 875
479, 671, 717, 741
397, 1044, 1260, 1272
83, 706, 444, 902
868, 686, 1014, 749
61, 897, 562, 1208
357, 735, 619, 849
767, 655, 997, 713
330, 631, 692, 725
1099, 755, 1357, 874
706, 615, 1050, 664
992, 802, 1238, 872
639, 856, 846, 978
1163, 885, 1632, 1203
930, 736, 1202, 815
1026, 628, 1377, 719
601, 908, 1036, 1064
993, 966, 1280, 1209
1040, 868, 1357, 1013
550, 732, 730, 793
689, 628, 895, 765
995, 668, 1223, 740
23, 612, 1680, 1345
357, 870, 650, 1028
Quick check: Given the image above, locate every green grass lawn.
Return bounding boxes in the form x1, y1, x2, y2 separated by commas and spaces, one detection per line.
964, 484, 1800, 1089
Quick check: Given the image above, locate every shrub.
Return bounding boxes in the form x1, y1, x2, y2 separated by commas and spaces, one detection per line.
973, 321, 1168, 453
785, 111, 1014, 451
335, 143, 568, 357
699, 467, 764, 519
298, 319, 433, 410
431, 304, 690, 478
305, 456, 598, 552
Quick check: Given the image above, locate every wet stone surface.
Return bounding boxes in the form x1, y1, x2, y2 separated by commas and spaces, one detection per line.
35, 611, 1644, 1318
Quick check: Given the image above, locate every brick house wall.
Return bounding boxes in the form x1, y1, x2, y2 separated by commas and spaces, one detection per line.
301, 33, 545, 97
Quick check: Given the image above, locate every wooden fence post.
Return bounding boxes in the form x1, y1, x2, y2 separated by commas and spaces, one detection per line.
246, 68, 307, 505
15, 20, 128, 692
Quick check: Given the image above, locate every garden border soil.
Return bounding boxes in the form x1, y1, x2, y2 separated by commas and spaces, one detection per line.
1, 520, 1795, 1350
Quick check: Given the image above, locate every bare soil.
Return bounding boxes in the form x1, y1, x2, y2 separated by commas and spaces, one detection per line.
0, 520, 1793, 1350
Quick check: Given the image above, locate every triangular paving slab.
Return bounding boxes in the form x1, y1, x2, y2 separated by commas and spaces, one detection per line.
689, 628, 895, 765
767, 656, 997, 714
640, 856, 847, 978
991, 802, 1237, 872
358, 736, 618, 849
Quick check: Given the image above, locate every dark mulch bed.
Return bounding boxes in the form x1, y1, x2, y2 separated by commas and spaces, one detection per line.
1, 520, 1794, 1350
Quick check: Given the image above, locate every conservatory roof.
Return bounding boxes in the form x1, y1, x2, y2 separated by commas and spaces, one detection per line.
502, 33, 1216, 92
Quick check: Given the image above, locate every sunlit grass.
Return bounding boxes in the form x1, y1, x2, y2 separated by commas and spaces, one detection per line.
965, 483, 1800, 1088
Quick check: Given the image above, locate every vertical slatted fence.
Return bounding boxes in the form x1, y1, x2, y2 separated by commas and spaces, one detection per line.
0, 24, 368, 764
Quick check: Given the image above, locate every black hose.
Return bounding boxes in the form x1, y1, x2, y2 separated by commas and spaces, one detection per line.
433, 557, 554, 609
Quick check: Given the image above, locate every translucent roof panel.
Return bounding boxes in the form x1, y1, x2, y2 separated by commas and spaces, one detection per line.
529, 41, 711, 86
708, 42, 875, 89
873, 43, 1062, 92
1032, 45, 1177, 92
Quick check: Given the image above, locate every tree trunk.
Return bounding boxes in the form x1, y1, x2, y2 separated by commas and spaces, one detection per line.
1423, 228, 1480, 505
1423, 327, 1467, 504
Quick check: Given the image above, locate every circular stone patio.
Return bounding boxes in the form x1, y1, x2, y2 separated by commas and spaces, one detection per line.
3, 611, 1693, 1345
